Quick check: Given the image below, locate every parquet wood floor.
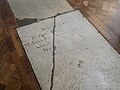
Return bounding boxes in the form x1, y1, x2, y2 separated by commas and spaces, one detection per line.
68, 0, 120, 53
0, 0, 41, 89
84, 0, 120, 38
0, 0, 120, 90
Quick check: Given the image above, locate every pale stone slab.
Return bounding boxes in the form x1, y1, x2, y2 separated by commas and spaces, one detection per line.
17, 19, 54, 90
8, 0, 73, 19
17, 10, 120, 90
53, 10, 120, 90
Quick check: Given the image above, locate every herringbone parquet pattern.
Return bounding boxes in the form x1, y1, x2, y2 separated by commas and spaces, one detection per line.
83, 0, 120, 37
68, 0, 120, 53
0, 0, 41, 89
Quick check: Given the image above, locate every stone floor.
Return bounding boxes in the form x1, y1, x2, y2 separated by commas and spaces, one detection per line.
17, 10, 120, 90
5, 0, 120, 90
8, 0, 73, 19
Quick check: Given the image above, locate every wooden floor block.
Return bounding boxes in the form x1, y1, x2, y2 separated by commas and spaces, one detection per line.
0, 84, 6, 90
67, 0, 120, 53
0, 63, 16, 85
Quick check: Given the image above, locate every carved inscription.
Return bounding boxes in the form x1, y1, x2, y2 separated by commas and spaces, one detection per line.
22, 26, 53, 52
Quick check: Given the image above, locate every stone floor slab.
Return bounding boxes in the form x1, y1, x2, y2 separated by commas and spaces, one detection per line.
17, 10, 120, 90
8, 0, 73, 19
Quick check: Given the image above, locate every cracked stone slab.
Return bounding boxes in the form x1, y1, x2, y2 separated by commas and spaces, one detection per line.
8, 0, 73, 19
16, 18, 38, 27
17, 18, 54, 90
17, 10, 120, 90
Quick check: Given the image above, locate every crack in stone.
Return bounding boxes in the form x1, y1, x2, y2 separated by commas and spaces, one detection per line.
16, 9, 78, 90
50, 10, 77, 90
50, 16, 56, 90
16, 10, 77, 28
38, 9, 78, 21
16, 18, 39, 27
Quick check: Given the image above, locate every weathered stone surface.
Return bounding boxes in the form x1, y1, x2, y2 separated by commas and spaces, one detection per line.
17, 10, 120, 90
17, 19, 54, 90
8, 0, 73, 19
